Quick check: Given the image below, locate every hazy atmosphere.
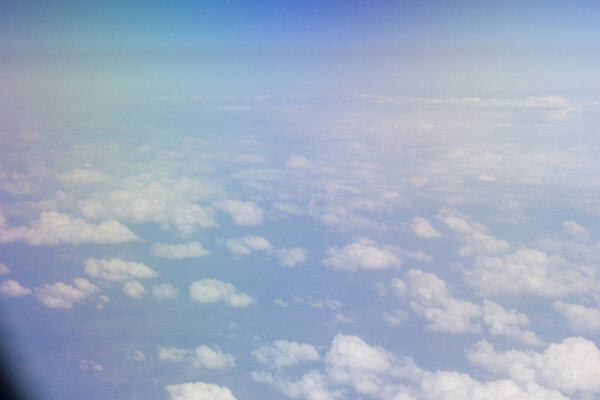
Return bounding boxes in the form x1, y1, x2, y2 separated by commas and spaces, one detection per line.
1, 1, 600, 399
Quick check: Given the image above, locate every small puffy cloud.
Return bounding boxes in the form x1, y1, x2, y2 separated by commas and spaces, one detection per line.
553, 301, 600, 332
438, 209, 509, 256
275, 247, 308, 267
464, 248, 593, 297
84, 258, 157, 282
153, 283, 179, 300
406, 269, 482, 334
326, 334, 393, 373
123, 280, 146, 299
482, 299, 543, 346
35, 278, 99, 308
219, 200, 264, 226
189, 279, 256, 308
0, 212, 139, 245
0, 262, 10, 275
158, 345, 235, 369
165, 382, 237, 400
294, 296, 342, 310
253, 340, 320, 369
226, 236, 272, 255
467, 337, 600, 395
152, 242, 210, 259
323, 237, 401, 271
410, 217, 442, 238
0, 279, 31, 297
129, 350, 146, 361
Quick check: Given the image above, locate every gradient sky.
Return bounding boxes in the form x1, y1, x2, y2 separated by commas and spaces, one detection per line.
1, 1, 600, 400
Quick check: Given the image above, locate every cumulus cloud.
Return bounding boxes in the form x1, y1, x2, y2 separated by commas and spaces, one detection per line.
552, 301, 600, 332
253, 340, 320, 369
189, 279, 255, 307
219, 200, 264, 226
79, 359, 104, 372
165, 382, 237, 400
226, 235, 272, 255
35, 278, 99, 308
0, 211, 139, 245
410, 217, 442, 238
153, 283, 179, 300
406, 269, 482, 334
123, 280, 146, 299
482, 299, 543, 346
438, 209, 509, 256
275, 247, 309, 267
463, 248, 594, 297
254, 333, 568, 400
467, 337, 600, 395
80, 173, 219, 236
158, 345, 235, 369
323, 237, 401, 271
152, 242, 210, 259
0, 279, 31, 297
84, 258, 157, 282
384, 309, 409, 327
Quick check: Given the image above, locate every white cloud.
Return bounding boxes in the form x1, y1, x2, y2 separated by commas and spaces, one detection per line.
0, 279, 31, 297
438, 209, 509, 256
153, 283, 179, 300
253, 340, 320, 369
35, 278, 99, 308
129, 350, 146, 361
123, 280, 146, 299
81, 173, 219, 236
406, 269, 482, 334
285, 156, 316, 169
152, 242, 210, 259
165, 382, 237, 400
0, 211, 139, 245
410, 217, 442, 238
226, 235, 272, 255
464, 248, 594, 297
0, 262, 11, 275
274, 298, 289, 308
552, 301, 600, 332
219, 200, 264, 226
158, 345, 235, 369
275, 247, 308, 267
84, 258, 158, 282
482, 299, 543, 346
467, 337, 600, 395
323, 237, 401, 271
189, 279, 256, 308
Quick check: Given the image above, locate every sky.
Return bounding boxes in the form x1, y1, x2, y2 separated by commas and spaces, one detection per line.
1, 1, 600, 400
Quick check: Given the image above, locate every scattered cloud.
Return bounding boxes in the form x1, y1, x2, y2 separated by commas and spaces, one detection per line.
123, 280, 146, 299
409, 217, 442, 238
323, 237, 401, 271
0, 279, 31, 297
219, 200, 264, 226
189, 279, 256, 308
158, 345, 235, 369
152, 242, 210, 259
0, 212, 139, 245
84, 258, 158, 282
552, 300, 600, 332
35, 279, 99, 308
165, 382, 237, 400
252, 340, 320, 369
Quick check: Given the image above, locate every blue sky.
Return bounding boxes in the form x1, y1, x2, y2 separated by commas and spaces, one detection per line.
1, 1, 600, 400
